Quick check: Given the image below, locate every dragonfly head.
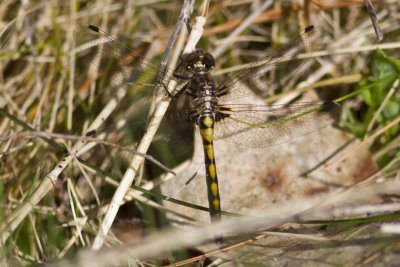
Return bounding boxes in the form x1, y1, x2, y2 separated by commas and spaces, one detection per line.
182, 50, 215, 73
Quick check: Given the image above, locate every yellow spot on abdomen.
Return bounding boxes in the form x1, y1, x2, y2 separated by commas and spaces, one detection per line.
204, 145, 214, 160
210, 182, 218, 197
208, 163, 216, 179
200, 128, 213, 142
202, 116, 213, 127
213, 199, 220, 210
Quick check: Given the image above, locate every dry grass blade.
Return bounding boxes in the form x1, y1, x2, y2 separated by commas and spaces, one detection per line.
365, 0, 384, 41
51, 179, 400, 267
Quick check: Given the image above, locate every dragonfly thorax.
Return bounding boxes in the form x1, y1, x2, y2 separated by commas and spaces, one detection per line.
187, 74, 220, 123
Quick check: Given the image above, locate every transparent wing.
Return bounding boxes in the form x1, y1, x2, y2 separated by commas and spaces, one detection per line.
83, 95, 195, 171
73, 24, 177, 90
73, 25, 196, 172
214, 101, 341, 148
216, 25, 319, 101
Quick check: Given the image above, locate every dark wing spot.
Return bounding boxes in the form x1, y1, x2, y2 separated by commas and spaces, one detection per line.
305, 25, 315, 33
85, 130, 97, 137
88, 24, 100, 32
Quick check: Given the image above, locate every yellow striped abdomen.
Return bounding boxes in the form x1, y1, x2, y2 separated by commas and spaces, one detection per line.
199, 114, 221, 222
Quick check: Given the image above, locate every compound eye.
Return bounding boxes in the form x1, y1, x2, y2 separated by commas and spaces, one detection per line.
206, 62, 215, 70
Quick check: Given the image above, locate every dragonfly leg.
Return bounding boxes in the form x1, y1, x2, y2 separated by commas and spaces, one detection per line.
184, 17, 192, 33
170, 82, 190, 99
160, 76, 188, 98
160, 82, 175, 98
173, 73, 192, 80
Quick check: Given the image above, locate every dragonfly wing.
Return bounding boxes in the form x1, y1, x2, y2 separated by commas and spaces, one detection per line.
214, 101, 341, 148
87, 95, 196, 167
73, 24, 177, 90
216, 25, 319, 101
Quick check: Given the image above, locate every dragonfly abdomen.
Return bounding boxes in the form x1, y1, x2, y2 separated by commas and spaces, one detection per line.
198, 114, 222, 222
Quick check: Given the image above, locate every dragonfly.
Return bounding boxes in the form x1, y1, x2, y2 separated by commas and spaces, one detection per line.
73, 24, 341, 241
